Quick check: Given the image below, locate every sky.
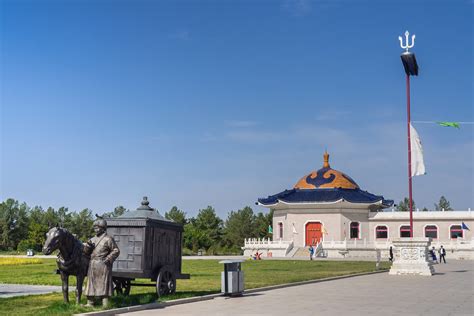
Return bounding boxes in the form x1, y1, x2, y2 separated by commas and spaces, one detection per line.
1, 0, 472, 218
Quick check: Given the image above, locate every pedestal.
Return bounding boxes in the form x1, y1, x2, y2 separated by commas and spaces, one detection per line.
389, 237, 435, 276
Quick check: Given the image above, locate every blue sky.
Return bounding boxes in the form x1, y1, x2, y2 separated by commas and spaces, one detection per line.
1, 0, 472, 217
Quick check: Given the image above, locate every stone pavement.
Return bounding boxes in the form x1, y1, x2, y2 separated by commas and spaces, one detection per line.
121, 260, 474, 316
0, 284, 64, 298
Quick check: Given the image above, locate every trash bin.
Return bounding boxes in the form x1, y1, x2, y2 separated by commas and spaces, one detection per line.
219, 260, 244, 296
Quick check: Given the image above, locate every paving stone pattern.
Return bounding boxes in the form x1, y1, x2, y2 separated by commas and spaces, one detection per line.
122, 260, 474, 316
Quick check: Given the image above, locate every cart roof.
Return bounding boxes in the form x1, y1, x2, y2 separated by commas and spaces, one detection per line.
118, 196, 171, 222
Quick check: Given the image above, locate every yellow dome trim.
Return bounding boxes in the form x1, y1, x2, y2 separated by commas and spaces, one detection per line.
293, 152, 360, 190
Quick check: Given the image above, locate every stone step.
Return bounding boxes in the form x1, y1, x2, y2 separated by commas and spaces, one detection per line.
292, 246, 311, 258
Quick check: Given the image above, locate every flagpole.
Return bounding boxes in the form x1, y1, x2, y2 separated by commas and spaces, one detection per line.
399, 30, 418, 238
406, 73, 414, 237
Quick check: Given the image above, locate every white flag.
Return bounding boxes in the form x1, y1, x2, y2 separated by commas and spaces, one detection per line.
410, 123, 426, 176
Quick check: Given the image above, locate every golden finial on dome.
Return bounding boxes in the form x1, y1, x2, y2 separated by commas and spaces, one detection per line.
323, 150, 330, 168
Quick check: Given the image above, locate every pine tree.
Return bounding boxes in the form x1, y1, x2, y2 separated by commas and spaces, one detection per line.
396, 197, 416, 212
435, 196, 453, 211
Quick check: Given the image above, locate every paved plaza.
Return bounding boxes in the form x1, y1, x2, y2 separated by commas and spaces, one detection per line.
122, 260, 473, 316
0, 284, 64, 298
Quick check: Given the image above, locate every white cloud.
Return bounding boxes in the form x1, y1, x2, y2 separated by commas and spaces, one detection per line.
282, 0, 313, 17
169, 30, 190, 41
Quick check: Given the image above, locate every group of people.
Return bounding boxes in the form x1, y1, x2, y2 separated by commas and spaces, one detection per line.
430, 245, 447, 264
249, 251, 262, 260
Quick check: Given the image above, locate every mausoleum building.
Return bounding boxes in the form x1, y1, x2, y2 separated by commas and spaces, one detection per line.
243, 152, 473, 260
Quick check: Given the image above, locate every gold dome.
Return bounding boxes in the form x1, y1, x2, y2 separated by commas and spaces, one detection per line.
294, 152, 359, 190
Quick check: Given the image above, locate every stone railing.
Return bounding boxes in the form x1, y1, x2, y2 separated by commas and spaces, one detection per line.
243, 238, 292, 248
322, 238, 392, 249
242, 238, 294, 257
321, 238, 474, 260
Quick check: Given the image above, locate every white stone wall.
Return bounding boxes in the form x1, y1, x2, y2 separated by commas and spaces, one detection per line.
369, 211, 474, 244
256, 207, 474, 259
273, 209, 348, 248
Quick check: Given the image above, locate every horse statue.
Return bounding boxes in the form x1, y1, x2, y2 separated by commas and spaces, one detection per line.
42, 226, 90, 304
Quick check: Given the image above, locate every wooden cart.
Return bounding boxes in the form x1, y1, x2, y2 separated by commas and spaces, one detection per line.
107, 197, 190, 297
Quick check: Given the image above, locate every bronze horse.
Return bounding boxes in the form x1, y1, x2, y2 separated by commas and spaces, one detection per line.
42, 226, 90, 304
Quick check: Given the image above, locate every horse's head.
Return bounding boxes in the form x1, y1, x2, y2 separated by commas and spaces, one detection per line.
43, 226, 64, 255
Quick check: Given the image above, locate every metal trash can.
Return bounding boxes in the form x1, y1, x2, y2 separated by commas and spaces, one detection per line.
219, 260, 244, 296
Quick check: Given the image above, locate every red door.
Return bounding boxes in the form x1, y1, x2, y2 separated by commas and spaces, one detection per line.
306, 222, 322, 246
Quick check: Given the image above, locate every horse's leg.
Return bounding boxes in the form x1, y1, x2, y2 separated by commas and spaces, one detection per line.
76, 273, 84, 305
60, 271, 69, 303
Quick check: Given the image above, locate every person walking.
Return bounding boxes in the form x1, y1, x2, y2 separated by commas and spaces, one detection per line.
439, 245, 447, 264
309, 245, 314, 260
430, 246, 438, 264
389, 246, 394, 262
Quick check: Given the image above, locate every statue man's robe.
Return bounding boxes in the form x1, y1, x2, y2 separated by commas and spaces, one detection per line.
85, 233, 120, 297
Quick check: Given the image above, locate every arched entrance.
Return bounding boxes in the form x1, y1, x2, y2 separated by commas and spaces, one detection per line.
305, 222, 322, 246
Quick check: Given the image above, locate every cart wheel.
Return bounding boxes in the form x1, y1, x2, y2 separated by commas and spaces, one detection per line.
156, 267, 176, 297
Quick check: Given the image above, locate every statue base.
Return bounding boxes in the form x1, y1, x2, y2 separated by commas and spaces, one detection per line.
389, 237, 435, 276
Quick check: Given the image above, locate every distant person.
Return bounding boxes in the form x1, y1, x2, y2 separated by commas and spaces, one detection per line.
309, 245, 314, 260
430, 246, 438, 264
439, 245, 446, 264
389, 246, 394, 262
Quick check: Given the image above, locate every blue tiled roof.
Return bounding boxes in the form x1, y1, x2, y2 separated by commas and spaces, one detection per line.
257, 188, 393, 207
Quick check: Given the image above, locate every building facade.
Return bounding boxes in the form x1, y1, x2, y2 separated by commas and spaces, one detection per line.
243, 152, 473, 260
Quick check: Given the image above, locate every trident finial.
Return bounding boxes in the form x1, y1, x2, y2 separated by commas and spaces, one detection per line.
399, 30, 415, 52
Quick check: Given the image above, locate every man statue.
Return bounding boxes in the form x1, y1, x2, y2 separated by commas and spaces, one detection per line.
84, 218, 120, 307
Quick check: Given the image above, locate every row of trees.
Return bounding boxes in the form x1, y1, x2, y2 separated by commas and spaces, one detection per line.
0, 198, 272, 254
395, 196, 453, 212
166, 206, 273, 254
0, 195, 454, 252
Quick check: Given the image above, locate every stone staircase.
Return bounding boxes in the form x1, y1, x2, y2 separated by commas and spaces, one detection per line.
291, 246, 311, 258
290, 244, 326, 258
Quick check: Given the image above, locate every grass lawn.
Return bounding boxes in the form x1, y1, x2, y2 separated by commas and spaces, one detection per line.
0, 258, 390, 315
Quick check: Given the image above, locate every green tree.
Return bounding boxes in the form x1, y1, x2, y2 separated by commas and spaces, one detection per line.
43, 207, 60, 227
25, 221, 48, 251
255, 209, 274, 239
57, 207, 73, 228
70, 209, 94, 241
194, 206, 223, 250
165, 206, 187, 225
435, 196, 453, 211
25, 206, 49, 250
223, 206, 256, 248
396, 198, 416, 212
183, 218, 208, 253
183, 206, 223, 253
422, 207, 429, 212
0, 199, 29, 250
103, 206, 128, 218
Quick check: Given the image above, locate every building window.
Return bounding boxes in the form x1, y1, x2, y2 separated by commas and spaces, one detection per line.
400, 225, 411, 238
375, 226, 388, 239
450, 225, 463, 239
278, 222, 283, 239
424, 225, 438, 239
350, 222, 360, 239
